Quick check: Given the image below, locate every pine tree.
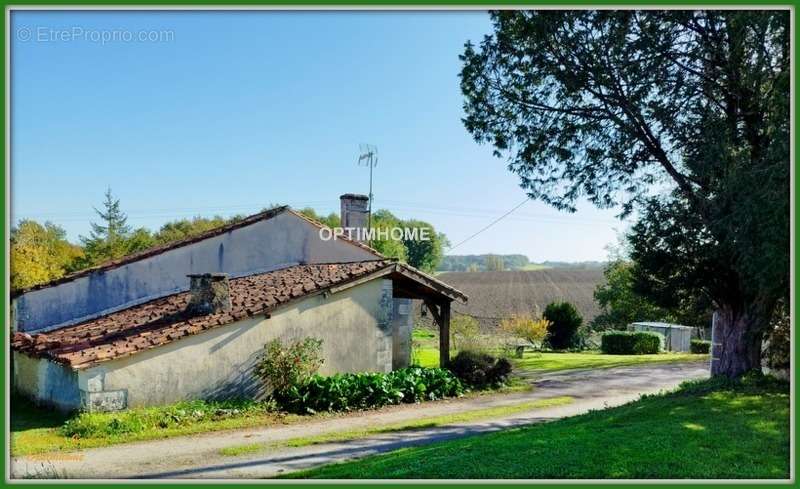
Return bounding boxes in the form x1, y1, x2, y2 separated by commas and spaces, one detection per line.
80, 188, 132, 265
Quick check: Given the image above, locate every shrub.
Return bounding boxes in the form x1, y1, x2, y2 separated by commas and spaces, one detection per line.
601, 331, 662, 355
446, 350, 513, 388
255, 337, 324, 394
275, 367, 463, 414
450, 314, 482, 353
499, 315, 550, 350
543, 302, 584, 350
690, 339, 711, 354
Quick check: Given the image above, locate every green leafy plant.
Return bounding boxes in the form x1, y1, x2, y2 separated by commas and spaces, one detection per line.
543, 302, 584, 350
690, 339, 711, 354
275, 367, 463, 414
255, 337, 324, 394
446, 350, 513, 388
601, 331, 662, 355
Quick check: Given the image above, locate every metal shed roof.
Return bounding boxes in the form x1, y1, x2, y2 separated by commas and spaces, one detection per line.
630, 322, 695, 330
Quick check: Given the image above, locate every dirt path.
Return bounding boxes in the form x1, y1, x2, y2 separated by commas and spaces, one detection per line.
11, 362, 709, 479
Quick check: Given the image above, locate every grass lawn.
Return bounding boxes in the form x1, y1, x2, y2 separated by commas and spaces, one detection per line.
286, 375, 790, 479
219, 396, 574, 456
513, 351, 708, 372
413, 344, 708, 372
11, 396, 300, 456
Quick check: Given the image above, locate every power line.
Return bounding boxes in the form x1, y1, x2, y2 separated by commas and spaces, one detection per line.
446, 197, 531, 252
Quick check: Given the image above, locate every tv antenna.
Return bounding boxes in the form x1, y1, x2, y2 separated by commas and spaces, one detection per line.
357, 144, 378, 230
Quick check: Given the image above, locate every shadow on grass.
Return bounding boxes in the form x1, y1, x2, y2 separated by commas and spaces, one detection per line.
287, 377, 789, 479
11, 394, 70, 432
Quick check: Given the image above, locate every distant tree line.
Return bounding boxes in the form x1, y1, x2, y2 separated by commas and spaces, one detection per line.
438, 254, 529, 272
10, 190, 447, 291
438, 255, 606, 272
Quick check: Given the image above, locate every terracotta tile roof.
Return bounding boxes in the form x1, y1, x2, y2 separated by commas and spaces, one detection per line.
11, 206, 383, 298
12, 260, 394, 369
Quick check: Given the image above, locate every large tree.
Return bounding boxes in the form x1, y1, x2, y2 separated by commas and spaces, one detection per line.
460, 10, 789, 377
10, 220, 83, 290
401, 219, 448, 273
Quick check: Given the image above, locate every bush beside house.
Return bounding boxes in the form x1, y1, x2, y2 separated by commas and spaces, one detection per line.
447, 350, 512, 389
257, 337, 469, 415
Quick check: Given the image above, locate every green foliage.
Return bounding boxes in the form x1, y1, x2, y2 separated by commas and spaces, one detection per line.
446, 350, 512, 388
255, 337, 324, 394
402, 219, 447, 273
764, 302, 790, 371
296, 207, 340, 229
601, 331, 662, 355
690, 340, 711, 354
449, 314, 482, 353
10, 220, 84, 290
368, 209, 407, 261
78, 188, 134, 266
298, 207, 447, 272
274, 367, 464, 414
125, 228, 156, 254
543, 302, 583, 350
60, 399, 275, 438
459, 10, 789, 377
153, 215, 231, 245
592, 260, 675, 331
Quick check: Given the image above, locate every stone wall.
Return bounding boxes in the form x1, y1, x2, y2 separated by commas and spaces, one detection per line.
78, 277, 398, 409
12, 353, 81, 412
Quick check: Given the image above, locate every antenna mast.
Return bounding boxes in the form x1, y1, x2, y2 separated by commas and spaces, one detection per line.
357, 144, 378, 230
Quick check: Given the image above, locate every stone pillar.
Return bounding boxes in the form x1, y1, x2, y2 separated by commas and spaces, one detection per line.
375, 279, 394, 372
391, 298, 413, 369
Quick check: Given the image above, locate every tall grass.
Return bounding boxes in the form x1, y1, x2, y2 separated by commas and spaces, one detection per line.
61, 399, 276, 438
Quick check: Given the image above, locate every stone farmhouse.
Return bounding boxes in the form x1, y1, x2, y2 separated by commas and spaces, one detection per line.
11, 195, 465, 412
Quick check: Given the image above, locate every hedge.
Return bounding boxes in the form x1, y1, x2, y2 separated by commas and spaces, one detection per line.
690, 339, 711, 354
601, 331, 662, 355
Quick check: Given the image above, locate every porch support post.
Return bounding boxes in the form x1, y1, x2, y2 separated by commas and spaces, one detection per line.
439, 300, 451, 367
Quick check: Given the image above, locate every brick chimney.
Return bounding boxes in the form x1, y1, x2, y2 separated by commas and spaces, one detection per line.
340, 194, 370, 241
186, 273, 232, 315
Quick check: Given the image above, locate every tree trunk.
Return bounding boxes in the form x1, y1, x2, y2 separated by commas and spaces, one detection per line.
711, 305, 765, 378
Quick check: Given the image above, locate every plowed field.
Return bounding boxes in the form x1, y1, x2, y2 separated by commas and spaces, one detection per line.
428, 269, 605, 330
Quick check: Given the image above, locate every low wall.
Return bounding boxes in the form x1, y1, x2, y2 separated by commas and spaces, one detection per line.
13, 353, 81, 412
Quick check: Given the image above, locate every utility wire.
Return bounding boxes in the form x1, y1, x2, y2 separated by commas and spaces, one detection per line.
446, 197, 531, 252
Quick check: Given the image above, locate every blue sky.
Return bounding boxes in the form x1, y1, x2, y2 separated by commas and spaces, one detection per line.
11, 10, 627, 261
